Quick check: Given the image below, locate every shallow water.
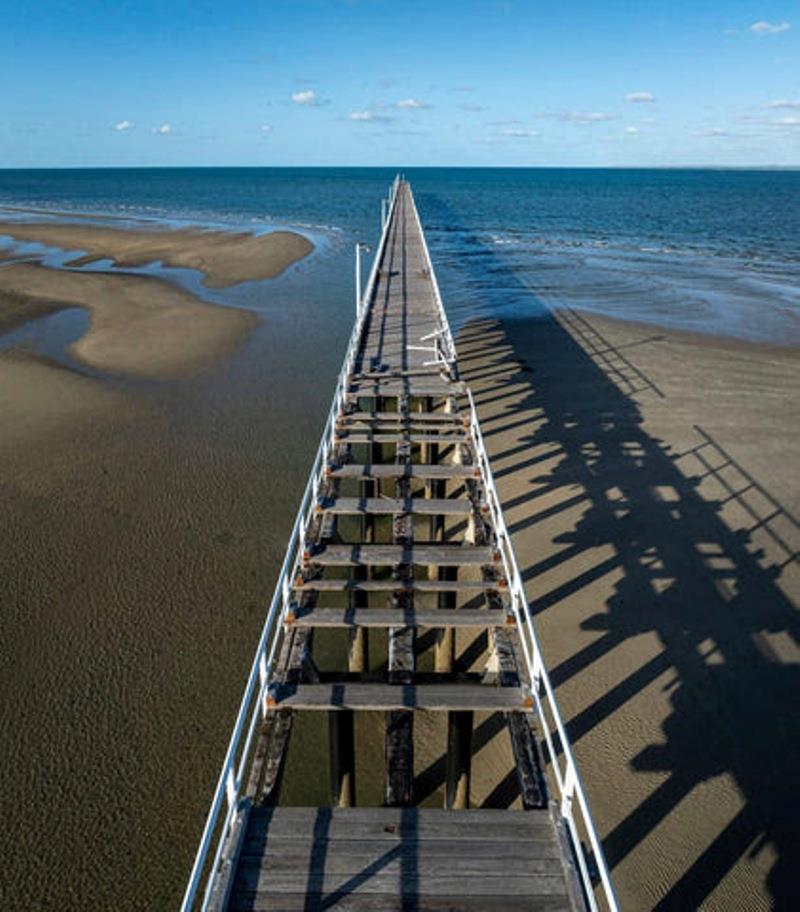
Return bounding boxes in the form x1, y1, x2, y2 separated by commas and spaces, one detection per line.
1, 166, 799, 343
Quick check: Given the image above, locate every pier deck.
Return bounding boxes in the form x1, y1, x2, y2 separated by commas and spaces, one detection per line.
181, 180, 617, 912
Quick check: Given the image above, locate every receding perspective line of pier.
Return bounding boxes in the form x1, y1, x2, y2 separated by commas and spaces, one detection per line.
181, 178, 619, 912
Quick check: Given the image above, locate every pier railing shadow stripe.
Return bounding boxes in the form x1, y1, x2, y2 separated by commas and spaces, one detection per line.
418, 191, 799, 909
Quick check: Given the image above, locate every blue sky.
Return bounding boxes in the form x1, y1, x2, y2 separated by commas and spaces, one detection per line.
2, 0, 799, 167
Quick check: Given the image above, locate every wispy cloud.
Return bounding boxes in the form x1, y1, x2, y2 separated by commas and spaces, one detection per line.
292, 89, 327, 106
625, 126, 639, 134
151, 123, 172, 135
695, 127, 729, 136
626, 91, 655, 103
774, 115, 800, 127
396, 98, 430, 109
768, 99, 800, 110
749, 20, 790, 35
540, 111, 617, 124
501, 127, 539, 138
115, 120, 134, 131
348, 109, 392, 123
260, 124, 272, 133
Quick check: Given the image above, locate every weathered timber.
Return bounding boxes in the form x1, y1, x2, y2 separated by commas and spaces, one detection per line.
306, 544, 497, 567
342, 410, 467, 424
347, 381, 465, 397
292, 578, 507, 594
227, 808, 572, 912
290, 607, 509, 628
327, 463, 477, 480
269, 683, 531, 712
319, 496, 471, 516
386, 420, 415, 807
445, 710, 473, 810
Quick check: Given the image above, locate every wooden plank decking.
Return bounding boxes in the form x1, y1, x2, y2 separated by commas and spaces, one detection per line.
228, 808, 573, 912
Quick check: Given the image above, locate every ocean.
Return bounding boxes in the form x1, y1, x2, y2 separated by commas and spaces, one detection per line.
1, 166, 799, 344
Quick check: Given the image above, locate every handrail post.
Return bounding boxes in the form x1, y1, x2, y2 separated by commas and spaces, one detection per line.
355, 242, 361, 317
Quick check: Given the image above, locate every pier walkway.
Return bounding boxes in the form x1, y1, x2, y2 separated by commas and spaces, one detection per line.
181, 179, 618, 912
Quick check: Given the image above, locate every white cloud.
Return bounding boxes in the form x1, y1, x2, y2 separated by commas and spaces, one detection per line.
151, 123, 171, 135
775, 115, 800, 126
396, 98, 430, 109
348, 110, 392, 123
749, 20, 790, 34
769, 99, 800, 110
626, 91, 655, 103
541, 111, 617, 124
625, 126, 639, 134
501, 128, 539, 137
292, 90, 319, 105
261, 124, 272, 132
115, 120, 134, 131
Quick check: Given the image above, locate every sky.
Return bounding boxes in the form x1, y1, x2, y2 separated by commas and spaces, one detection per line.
1, 0, 799, 168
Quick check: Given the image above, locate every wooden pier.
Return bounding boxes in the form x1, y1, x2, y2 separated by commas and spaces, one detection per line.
181, 180, 617, 912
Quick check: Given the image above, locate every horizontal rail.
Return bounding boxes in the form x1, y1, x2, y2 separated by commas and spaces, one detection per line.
179, 175, 401, 912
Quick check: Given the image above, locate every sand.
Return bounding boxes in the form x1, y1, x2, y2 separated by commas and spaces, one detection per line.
0, 219, 314, 287
0, 263, 260, 377
457, 308, 799, 911
0, 248, 344, 910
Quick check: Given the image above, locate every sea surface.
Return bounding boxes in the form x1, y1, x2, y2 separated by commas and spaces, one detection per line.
1, 166, 799, 343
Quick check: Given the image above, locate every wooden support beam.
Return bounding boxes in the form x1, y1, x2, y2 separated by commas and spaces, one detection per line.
328, 709, 356, 808
245, 626, 312, 806
386, 402, 415, 808
445, 710, 474, 810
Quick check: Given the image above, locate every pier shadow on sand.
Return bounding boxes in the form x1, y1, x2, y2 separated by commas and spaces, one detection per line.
421, 196, 800, 910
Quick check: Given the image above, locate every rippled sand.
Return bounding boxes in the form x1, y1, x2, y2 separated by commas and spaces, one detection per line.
458, 309, 799, 911
0, 221, 333, 909
0, 219, 314, 287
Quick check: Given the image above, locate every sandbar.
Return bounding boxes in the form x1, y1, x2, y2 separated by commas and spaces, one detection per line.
0, 263, 259, 377
0, 219, 314, 287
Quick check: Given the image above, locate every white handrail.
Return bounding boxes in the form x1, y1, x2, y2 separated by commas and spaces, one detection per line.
179, 175, 401, 912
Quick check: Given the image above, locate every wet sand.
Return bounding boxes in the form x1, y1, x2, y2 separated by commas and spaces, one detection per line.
0, 264, 260, 377
0, 234, 345, 909
0, 213, 333, 909
0, 219, 313, 287
457, 309, 799, 911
